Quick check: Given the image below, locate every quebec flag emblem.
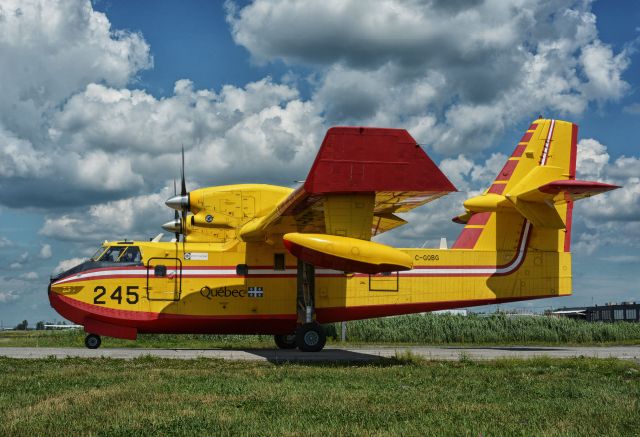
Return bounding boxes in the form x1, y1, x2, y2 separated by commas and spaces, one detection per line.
248, 286, 264, 298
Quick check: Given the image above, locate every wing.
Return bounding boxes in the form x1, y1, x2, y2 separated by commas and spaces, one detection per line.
239, 126, 456, 242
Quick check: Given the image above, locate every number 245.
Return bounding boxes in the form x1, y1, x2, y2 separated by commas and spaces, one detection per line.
93, 286, 139, 305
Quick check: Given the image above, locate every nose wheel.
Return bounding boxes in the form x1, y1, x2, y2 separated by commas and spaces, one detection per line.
84, 333, 101, 349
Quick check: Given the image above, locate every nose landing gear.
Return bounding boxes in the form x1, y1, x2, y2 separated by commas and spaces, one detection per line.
84, 333, 101, 349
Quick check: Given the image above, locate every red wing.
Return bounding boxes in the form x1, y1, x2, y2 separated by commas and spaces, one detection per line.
240, 127, 456, 241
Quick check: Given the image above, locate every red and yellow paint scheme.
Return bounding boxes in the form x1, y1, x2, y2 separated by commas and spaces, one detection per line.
48, 119, 619, 351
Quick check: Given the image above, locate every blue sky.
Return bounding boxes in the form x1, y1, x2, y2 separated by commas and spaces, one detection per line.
0, 0, 639, 326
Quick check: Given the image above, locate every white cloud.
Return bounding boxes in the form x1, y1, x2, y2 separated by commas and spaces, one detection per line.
577, 138, 610, 179
20, 271, 38, 280
0, 0, 632, 219
0, 0, 152, 208
0, 289, 19, 303
41, 188, 172, 242
53, 258, 87, 275
579, 41, 630, 101
0, 0, 151, 138
228, 0, 631, 153
570, 139, 640, 254
0, 127, 52, 178
9, 251, 29, 270
0, 236, 12, 247
38, 244, 52, 259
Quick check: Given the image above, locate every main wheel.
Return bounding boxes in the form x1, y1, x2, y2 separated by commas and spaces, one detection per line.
274, 334, 297, 349
85, 334, 101, 349
295, 322, 326, 352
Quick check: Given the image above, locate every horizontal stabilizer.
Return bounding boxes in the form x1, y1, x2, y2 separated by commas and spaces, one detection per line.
283, 233, 413, 274
538, 180, 620, 201
452, 211, 473, 224
464, 176, 620, 229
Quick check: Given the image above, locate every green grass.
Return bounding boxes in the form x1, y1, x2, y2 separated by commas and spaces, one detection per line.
3, 314, 640, 348
0, 329, 275, 349
0, 357, 638, 436
340, 313, 640, 345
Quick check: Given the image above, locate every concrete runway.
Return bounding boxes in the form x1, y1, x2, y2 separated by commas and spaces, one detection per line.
1, 345, 639, 363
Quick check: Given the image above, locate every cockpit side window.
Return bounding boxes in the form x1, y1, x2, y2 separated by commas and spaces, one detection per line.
120, 246, 141, 263
97, 246, 142, 263
99, 246, 126, 262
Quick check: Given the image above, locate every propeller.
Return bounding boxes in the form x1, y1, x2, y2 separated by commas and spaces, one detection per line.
179, 146, 187, 250
173, 179, 180, 242
162, 147, 190, 242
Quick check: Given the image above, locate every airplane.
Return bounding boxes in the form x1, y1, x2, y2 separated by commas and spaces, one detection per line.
48, 118, 619, 351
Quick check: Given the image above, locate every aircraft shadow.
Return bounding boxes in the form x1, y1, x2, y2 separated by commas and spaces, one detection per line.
237, 348, 392, 366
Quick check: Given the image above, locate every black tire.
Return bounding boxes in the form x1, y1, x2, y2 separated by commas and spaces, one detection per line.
296, 322, 326, 352
274, 334, 297, 349
85, 334, 101, 349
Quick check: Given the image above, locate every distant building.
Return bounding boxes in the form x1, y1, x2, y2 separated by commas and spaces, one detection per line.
551, 302, 640, 322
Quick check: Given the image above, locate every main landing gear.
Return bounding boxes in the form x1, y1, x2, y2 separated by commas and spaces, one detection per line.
296, 322, 326, 352
273, 322, 327, 352
273, 259, 328, 352
274, 334, 297, 349
85, 333, 101, 349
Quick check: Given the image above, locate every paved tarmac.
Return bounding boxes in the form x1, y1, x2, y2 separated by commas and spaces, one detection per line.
1, 345, 639, 363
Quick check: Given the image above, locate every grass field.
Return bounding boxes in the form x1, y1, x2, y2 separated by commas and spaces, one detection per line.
0, 356, 638, 436
2, 314, 640, 349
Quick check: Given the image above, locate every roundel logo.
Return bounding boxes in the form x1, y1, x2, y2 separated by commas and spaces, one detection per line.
184, 253, 191, 260
205, 214, 213, 223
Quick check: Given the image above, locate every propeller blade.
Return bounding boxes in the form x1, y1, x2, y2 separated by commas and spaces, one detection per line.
180, 145, 187, 196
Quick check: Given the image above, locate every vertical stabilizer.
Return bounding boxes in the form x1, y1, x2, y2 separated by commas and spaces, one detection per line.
452, 119, 618, 253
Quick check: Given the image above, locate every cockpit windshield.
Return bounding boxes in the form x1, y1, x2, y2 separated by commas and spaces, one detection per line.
90, 246, 107, 261
97, 246, 142, 263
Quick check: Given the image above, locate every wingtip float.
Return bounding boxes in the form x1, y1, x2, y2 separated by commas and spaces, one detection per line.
49, 120, 619, 351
